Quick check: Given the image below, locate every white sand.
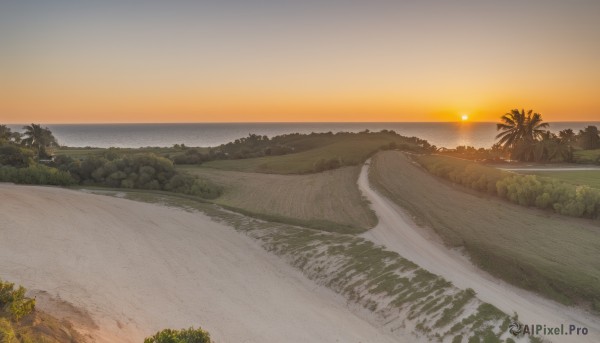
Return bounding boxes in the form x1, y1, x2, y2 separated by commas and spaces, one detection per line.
0, 184, 402, 343
358, 161, 600, 343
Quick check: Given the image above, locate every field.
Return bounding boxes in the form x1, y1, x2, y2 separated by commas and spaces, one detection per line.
369, 151, 600, 307
178, 165, 377, 233
521, 170, 600, 189
202, 133, 417, 174
574, 148, 600, 164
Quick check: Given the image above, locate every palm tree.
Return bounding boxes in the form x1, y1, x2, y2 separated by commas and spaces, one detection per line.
22, 124, 58, 159
577, 125, 600, 150
559, 129, 576, 144
495, 109, 549, 161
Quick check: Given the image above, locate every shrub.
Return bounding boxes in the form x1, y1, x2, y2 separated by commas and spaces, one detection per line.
0, 165, 76, 186
415, 154, 600, 219
0, 279, 36, 322
0, 145, 33, 168
144, 327, 211, 343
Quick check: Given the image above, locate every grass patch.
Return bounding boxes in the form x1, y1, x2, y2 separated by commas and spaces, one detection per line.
178, 165, 377, 232
573, 148, 600, 164
522, 170, 600, 189
370, 151, 600, 307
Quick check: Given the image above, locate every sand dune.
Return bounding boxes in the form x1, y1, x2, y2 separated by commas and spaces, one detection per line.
0, 184, 400, 343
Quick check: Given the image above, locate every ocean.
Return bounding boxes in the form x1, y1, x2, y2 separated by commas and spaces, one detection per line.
7, 122, 600, 149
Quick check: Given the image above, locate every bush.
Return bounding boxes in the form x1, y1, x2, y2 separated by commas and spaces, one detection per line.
415, 155, 600, 219
58, 153, 222, 199
0, 145, 33, 168
0, 279, 36, 322
144, 327, 211, 343
0, 165, 76, 186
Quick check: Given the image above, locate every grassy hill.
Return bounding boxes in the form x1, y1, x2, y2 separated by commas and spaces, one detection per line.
370, 151, 600, 308
179, 165, 377, 233
202, 132, 422, 174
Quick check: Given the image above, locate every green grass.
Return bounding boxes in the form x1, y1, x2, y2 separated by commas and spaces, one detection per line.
523, 170, 600, 189
370, 151, 600, 307
573, 148, 600, 164
178, 165, 377, 232
202, 133, 416, 174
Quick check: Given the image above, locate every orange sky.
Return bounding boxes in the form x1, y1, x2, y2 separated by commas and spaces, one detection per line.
1, 1, 599, 123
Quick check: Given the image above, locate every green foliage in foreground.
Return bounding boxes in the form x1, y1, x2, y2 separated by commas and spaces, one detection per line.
0, 279, 36, 322
144, 327, 211, 343
415, 154, 600, 219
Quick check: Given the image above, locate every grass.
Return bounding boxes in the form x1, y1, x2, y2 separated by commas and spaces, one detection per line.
573, 148, 600, 164
201, 133, 416, 174
520, 170, 600, 189
178, 165, 377, 232
91, 188, 518, 342
369, 151, 600, 307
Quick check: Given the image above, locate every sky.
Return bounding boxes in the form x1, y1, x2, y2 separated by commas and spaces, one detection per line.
1, 0, 599, 123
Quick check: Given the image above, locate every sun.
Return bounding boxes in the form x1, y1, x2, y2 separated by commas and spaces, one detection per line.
461, 114, 469, 121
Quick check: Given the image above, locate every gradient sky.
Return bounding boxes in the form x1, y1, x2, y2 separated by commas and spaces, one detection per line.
1, 0, 599, 123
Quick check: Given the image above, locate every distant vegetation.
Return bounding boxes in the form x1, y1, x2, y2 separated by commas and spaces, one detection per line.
144, 327, 211, 343
415, 154, 600, 219
199, 130, 433, 174
0, 124, 221, 198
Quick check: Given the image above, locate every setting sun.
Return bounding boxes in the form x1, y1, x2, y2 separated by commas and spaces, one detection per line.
461, 115, 469, 121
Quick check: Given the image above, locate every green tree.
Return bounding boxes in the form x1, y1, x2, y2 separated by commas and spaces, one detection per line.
495, 109, 549, 161
21, 124, 58, 160
577, 125, 600, 150
558, 128, 576, 144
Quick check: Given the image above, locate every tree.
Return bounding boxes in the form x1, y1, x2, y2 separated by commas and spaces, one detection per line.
558, 129, 576, 144
533, 131, 573, 162
21, 124, 58, 159
577, 125, 600, 150
495, 109, 549, 161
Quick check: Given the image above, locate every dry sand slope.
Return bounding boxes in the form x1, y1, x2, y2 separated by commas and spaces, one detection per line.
358, 160, 600, 343
0, 184, 400, 343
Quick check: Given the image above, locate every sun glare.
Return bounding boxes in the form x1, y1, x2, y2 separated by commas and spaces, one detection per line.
461, 114, 469, 121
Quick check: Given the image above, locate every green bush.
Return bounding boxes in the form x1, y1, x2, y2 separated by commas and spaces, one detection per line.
0, 145, 33, 168
144, 327, 211, 343
0, 165, 76, 186
55, 153, 222, 199
415, 155, 600, 219
0, 279, 36, 322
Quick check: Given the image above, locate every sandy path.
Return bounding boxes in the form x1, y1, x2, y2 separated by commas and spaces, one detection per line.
358, 161, 600, 343
0, 184, 402, 343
